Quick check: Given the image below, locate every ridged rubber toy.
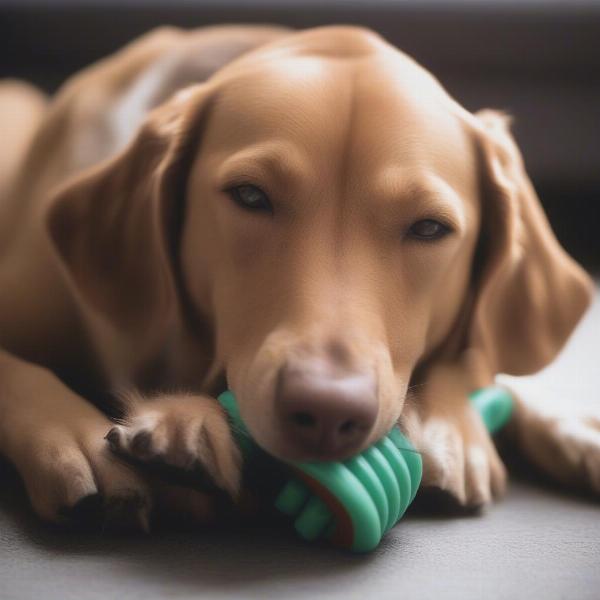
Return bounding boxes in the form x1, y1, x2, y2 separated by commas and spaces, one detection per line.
218, 385, 513, 552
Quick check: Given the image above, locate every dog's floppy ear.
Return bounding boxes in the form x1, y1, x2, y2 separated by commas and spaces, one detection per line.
466, 109, 593, 380
47, 85, 211, 336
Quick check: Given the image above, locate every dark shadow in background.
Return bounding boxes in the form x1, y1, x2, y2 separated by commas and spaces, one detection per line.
1, 0, 599, 269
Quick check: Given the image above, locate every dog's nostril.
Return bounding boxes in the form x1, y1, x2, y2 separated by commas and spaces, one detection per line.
339, 419, 357, 435
277, 362, 378, 458
291, 412, 317, 428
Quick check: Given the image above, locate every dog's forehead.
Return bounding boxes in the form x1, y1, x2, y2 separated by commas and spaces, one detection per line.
210, 56, 351, 147
347, 63, 477, 195
208, 48, 476, 196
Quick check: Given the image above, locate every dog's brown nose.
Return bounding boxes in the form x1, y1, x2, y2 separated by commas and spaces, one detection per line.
276, 360, 377, 460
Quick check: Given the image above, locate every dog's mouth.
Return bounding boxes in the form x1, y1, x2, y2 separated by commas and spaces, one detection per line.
212, 353, 411, 466
278, 437, 372, 463
212, 319, 409, 463
206, 369, 229, 399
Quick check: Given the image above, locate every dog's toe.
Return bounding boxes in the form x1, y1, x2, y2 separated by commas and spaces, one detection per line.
417, 407, 505, 510
130, 429, 154, 457
19, 429, 152, 531
107, 394, 242, 499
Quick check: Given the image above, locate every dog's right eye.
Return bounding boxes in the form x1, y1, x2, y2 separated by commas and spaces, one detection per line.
407, 218, 451, 241
227, 184, 273, 213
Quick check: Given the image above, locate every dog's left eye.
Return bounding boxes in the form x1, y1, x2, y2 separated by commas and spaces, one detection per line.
408, 219, 450, 240
228, 184, 272, 213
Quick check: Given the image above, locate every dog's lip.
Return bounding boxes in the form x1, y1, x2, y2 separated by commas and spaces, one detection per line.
209, 374, 229, 400
268, 439, 369, 463
279, 450, 360, 463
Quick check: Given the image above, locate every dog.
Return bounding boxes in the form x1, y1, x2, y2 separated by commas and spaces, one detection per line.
0, 24, 596, 528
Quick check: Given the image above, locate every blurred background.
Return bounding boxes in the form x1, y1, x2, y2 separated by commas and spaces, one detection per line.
1, 0, 599, 270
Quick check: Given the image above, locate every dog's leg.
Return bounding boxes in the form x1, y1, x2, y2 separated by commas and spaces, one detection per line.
500, 381, 600, 496
401, 359, 507, 509
106, 393, 242, 503
0, 349, 151, 527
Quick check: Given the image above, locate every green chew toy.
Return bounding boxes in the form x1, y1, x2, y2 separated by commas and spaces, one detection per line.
218, 385, 513, 552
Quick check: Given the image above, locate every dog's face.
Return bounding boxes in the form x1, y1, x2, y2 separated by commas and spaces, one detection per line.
49, 27, 591, 463
179, 32, 482, 460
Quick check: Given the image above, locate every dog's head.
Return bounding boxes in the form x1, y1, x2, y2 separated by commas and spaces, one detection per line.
48, 27, 593, 462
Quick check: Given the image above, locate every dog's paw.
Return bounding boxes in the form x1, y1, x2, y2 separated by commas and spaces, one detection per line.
510, 396, 600, 495
14, 419, 152, 529
106, 393, 242, 498
403, 404, 507, 509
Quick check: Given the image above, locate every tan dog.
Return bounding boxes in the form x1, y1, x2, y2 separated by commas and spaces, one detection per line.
0, 25, 596, 528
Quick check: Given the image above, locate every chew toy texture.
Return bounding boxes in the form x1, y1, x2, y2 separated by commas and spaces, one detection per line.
218, 386, 513, 552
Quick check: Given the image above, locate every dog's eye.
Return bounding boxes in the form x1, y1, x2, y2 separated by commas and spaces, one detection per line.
408, 219, 450, 240
228, 184, 272, 213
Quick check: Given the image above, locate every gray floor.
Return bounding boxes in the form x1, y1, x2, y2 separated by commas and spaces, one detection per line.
1, 288, 599, 600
